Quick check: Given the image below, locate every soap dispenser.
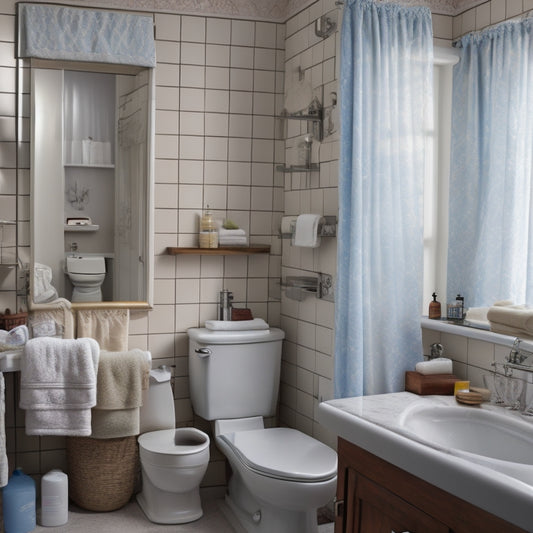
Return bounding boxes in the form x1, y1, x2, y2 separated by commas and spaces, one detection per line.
428, 292, 441, 319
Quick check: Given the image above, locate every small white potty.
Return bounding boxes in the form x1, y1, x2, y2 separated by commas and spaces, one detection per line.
66, 256, 106, 302
137, 367, 210, 524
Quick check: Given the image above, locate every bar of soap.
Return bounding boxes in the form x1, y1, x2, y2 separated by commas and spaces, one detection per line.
415, 357, 453, 375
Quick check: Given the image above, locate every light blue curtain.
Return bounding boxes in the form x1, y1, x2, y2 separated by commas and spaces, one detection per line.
18, 3, 156, 67
335, 0, 433, 398
447, 20, 533, 308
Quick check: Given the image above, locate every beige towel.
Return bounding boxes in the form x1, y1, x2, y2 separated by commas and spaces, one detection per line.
91, 349, 150, 439
487, 304, 533, 338
95, 350, 150, 410
77, 309, 129, 351
30, 299, 75, 338
90, 409, 140, 439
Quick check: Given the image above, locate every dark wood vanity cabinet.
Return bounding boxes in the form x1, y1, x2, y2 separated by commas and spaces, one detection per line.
335, 437, 527, 533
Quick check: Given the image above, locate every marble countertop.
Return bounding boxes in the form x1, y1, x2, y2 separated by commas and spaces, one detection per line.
318, 392, 533, 531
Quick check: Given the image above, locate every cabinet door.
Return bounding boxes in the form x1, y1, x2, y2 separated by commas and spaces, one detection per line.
350, 470, 450, 533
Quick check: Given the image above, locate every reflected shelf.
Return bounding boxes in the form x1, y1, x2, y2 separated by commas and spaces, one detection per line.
276, 164, 320, 173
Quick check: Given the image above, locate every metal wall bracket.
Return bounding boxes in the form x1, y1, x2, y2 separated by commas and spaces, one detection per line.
318, 273, 334, 302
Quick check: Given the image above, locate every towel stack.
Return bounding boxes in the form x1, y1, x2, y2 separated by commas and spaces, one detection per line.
218, 221, 248, 246
487, 303, 533, 339
20, 337, 99, 436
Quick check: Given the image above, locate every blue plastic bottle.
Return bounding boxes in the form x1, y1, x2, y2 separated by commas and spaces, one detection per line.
2, 468, 36, 533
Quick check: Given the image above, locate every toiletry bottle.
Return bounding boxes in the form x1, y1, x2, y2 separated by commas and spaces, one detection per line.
455, 294, 464, 320
199, 206, 218, 249
428, 292, 441, 319
3, 468, 36, 533
41, 469, 68, 527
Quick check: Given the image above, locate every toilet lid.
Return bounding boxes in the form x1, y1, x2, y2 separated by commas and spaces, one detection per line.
139, 428, 209, 455
220, 428, 337, 482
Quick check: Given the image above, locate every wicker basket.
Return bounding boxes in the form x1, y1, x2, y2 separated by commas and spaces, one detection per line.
0, 309, 28, 330
66, 436, 139, 512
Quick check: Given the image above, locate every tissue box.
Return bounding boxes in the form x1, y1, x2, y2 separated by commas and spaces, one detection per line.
405, 371, 460, 395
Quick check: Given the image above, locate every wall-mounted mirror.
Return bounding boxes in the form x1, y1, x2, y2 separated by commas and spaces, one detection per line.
29, 60, 154, 309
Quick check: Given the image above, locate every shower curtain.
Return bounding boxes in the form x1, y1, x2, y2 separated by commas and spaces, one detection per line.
447, 19, 533, 307
335, 0, 433, 398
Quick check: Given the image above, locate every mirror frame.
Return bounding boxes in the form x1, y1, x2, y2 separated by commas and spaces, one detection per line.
26, 59, 154, 311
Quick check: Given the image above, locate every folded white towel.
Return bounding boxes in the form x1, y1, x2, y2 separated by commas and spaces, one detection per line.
20, 338, 99, 409
20, 337, 99, 436
465, 307, 489, 323
219, 235, 248, 246
205, 318, 269, 331
415, 357, 453, 375
24, 408, 92, 437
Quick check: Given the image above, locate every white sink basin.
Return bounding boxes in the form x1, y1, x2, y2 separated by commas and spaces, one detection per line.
318, 393, 533, 531
399, 403, 533, 485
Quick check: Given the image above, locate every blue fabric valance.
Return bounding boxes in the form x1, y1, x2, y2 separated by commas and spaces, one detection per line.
18, 3, 156, 68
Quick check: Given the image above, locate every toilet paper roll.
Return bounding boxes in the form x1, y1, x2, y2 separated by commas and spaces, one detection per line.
294, 214, 322, 248
280, 216, 297, 235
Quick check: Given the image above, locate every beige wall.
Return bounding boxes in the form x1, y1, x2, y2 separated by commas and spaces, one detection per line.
1, 0, 532, 491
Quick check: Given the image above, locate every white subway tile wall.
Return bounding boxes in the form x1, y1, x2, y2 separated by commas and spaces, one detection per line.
1, 0, 532, 491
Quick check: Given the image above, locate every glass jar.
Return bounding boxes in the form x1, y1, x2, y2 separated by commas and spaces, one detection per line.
199, 208, 218, 248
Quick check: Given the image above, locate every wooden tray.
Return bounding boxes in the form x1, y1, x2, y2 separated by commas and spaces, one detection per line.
405, 371, 460, 395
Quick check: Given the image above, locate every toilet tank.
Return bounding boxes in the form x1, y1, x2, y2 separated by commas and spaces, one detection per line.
188, 328, 285, 421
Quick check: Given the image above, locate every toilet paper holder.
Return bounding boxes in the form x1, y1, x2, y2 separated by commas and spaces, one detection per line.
279, 215, 337, 239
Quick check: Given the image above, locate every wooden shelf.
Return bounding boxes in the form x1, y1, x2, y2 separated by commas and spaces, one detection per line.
167, 246, 270, 256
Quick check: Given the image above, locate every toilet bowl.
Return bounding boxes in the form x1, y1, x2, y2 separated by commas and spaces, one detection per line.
215, 418, 337, 533
65, 256, 106, 303
137, 428, 210, 524
137, 367, 210, 524
188, 327, 338, 533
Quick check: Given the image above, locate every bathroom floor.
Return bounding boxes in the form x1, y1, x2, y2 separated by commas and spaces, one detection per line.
32, 497, 335, 532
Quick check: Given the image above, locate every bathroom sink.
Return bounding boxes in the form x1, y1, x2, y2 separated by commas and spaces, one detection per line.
399, 403, 533, 485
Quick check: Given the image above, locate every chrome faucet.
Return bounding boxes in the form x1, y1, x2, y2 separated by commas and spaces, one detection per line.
218, 289, 233, 321
429, 342, 444, 359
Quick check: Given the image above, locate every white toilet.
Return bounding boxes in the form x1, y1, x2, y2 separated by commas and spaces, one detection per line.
188, 327, 337, 533
137, 366, 210, 524
65, 256, 106, 302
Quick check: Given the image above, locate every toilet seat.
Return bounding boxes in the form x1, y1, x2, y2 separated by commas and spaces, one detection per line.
219, 428, 337, 483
